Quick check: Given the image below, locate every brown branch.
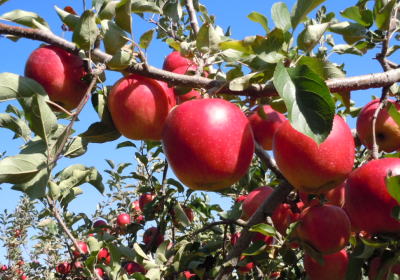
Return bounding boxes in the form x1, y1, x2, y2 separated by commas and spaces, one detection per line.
254, 143, 284, 180
2, 22, 400, 98
185, 0, 200, 36
216, 182, 293, 280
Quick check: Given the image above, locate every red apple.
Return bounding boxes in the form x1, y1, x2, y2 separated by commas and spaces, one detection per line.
252, 232, 274, 245
242, 186, 274, 220
56, 262, 71, 274
238, 256, 255, 275
230, 232, 241, 246
124, 261, 146, 274
235, 195, 247, 203
95, 267, 104, 278
162, 98, 255, 191
271, 202, 303, 236
1, 265, 7, 271
183, 271, 196, 279
93, 219, 107, 229
368, 256, 400, 280
72, 241, 88, 257
296, 204, 351, 254
300, 182, 346, 208
139, 193, 156, 211
172, 65, 202, 104
117, 213, 131, 227
97, 248, 110, 264
143, 227, 164, 247
356, 99, 400, 152
20, 275, 27, 280
248, 105, 286, 150
163, 51, 195, 72
304, 250, 349, 280
25, 45, 88, 111
345, 158, 400, 234
273, 115, 355, 193
131, 200, 141, 213
108, 74, 171, 140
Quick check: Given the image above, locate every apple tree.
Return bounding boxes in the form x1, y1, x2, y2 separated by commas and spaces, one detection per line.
0, 0, 400, 279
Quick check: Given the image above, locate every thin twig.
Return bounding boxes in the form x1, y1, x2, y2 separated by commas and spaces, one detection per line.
254, 143, 284, 180
185, 0, 200, 36
191, 219, 247, 237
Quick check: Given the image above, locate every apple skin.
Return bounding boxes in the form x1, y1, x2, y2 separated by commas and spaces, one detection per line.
143, 227, 164, 247
72, 241, 88, 257
172, 65, 202, 104
25, 45, 88, 111
345, 158, 400, 234
116, 213, 131, 227
242, 186, 274, 219
93, 219, 107, 228
163, 51, 194, 72
56, 262, 72, 274
357, 99, 400, 152
300, 182, 346, 208
273, 115, 355, 194
304, 250, 349, 280
108, 74, 171, 141
97, 248, 110, 264
139, 193, 156, 211
162, 98, 255, 191
296, 204, 351, 254
248, 105, 286, 150
95, 267, 104, 278
124, 261, 146, 274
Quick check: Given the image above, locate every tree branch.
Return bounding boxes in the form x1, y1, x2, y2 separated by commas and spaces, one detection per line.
2, 23, 400, 98
185, 0, 200, 36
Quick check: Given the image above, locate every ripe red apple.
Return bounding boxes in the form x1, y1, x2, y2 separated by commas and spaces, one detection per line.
131, 200, 141, 213
296, 204, 351, 254
345, 158, 400, 234
172, 65, 202, 104
124, 261, 146, 274
25, 45, 88, 111
235, 194, 247, 203
183, 271, 196, 279
117, 213, 131, 227
143, 227, 164, 247
273, 115, 355, 193
95, 267, 104, 278
230, 232, 241, 246
242, 186, 274, 220
304, 250, 349, 280
1, 265, 7, 271
248, 105, 286, 150
20, 275, 27, 280
72, 241, 88, 257
163, 51, 194, 72
139, 193, 156, 211
368, 256, 400, 280
238, 256, 255, 275
93, 219, 107, 229
300, 182, 346, 208
56, 262, 71, 274
271, 202, 304, 236
356, 99, 400, 152
108, 74, 172, 141
252, 232, 274, 245
162, 98, 255, 191
97, 248, 110, 264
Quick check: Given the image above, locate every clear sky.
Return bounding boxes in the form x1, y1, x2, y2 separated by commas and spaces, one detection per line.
0, 0, 390, 263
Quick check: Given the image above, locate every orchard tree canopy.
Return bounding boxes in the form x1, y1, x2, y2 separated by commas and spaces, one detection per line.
0, 0, 400, 279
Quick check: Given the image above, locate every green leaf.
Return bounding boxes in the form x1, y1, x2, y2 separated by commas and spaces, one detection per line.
98, 0, 117, 20
54, 6, 80, 31
249, 223, 277, 236
374, 0, 396, 31
273, 63, 335, 143
340, 6, 373, 27
242, 241, 267, 256
72, 10, 99, 50
139, 29, 154, 49
80, 121, 121, 143
329, 21, 366, 44
297, 23, 329, 51
131, 0, 162, 14
101, 20, 129, 55
12, 167, 49, 199
0, 113, 31, 141
291, 0, 326, 29
57, 164, 104, 194
48, 181, 61, 200
392, 206, 400, 221
163, 1, 182, 22
133, 243, 149, 260
0, 73, 58, 144
107, 48, 134, 70
166, 178, 185, 193
196, 23, 221, 52
387, 102, 400, 127
116, 141, 136, 149
229, 72, 258, 91
247, 11, 269, 33
115, 0, 132, 33
0, 153, 46, 184
386, 174, 400, 204
332, 44, 364, 55
0, 0, 10, 6
271, 2, 291, 31
64, 137, 88, 158
173, 203, 190, 227
345, 254, 363, 280
219, 40, 253, 54
0, 9, 50, 30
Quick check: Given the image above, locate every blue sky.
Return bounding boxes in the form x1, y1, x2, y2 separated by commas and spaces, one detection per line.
0, 0, 390, 263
